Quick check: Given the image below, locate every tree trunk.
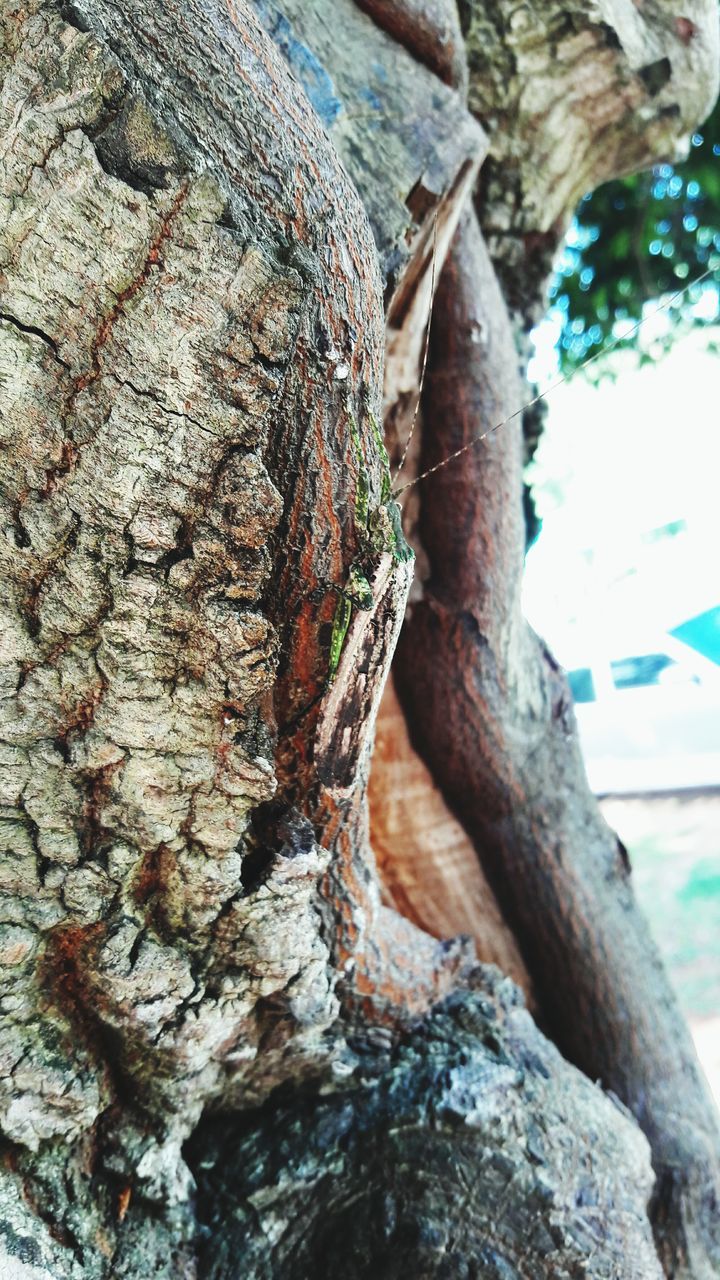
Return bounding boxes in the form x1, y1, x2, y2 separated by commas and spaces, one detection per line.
0, 1, 718, 1277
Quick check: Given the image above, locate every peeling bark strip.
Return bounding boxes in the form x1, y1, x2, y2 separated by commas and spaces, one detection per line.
0, 0, 719, 1276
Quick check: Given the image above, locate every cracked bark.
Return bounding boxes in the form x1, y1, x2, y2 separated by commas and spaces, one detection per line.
0, 1, 718, 1277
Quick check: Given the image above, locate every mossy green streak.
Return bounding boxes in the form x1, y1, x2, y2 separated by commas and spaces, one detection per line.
327, 403, 413, 681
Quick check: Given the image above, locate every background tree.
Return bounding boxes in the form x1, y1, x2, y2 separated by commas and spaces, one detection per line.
552, 95, 720, 370
0, 2, 719, 1278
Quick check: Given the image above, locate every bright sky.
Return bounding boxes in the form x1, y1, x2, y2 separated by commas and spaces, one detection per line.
522, 327, 720, 667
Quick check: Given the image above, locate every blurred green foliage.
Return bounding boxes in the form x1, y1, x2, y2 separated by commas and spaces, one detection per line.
551, 98, 720, 373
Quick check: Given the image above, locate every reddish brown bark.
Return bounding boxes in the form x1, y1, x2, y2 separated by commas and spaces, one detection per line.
393, 206, 720, 1273
354, 0, 467, 89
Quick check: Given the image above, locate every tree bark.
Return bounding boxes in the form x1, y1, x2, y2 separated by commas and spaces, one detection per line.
0, 1, 718, 1277
393, 205, 720, 1277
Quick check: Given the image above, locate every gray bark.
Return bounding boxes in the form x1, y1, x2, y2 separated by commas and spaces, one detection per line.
0, 1, 718, 1277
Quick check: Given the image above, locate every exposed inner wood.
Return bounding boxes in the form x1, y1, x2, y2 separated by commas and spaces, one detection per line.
369, 675, 533, 1000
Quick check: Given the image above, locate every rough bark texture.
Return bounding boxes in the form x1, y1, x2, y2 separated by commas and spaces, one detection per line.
190, 971, 662, 1280
462, 0, 720, 320
0, 0, 718, 1277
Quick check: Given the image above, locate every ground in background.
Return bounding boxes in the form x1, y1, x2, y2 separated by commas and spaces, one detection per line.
601, 791, 720, 1104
